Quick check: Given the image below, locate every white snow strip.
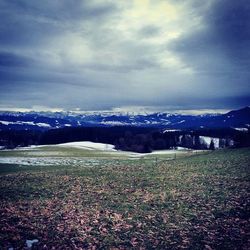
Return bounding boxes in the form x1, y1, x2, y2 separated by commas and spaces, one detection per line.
126, 149, 192, 157
2, 142, 116, 152
57, 141, 116, 151
177, 120, 185, 124
0, 157, 108, 166
36, 122, 51, 128
149, 149, 189, 155
100, 121, 129, 126
176, 147, 190, 150
0, 120, 14, 125
163, 129, 181, 133
0, 120, 51, 127
234, 127, 248, 132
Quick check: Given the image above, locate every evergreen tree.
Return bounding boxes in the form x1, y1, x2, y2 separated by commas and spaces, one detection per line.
209, 139, 215, 150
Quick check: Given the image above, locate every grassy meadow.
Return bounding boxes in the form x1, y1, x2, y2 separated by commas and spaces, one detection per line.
0, 147, 249, 249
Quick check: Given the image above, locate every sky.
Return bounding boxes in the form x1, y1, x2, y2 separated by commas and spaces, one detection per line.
0, 0, 249, 113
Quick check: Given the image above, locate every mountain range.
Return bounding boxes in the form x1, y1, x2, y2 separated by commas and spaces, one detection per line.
0, 107, 249, 131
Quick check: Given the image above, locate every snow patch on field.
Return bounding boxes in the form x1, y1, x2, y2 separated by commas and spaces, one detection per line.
0, 157, 107, 167
199, 136, 219, 148
3, 141, 117, 152
57, 141, 116, 151
0, 144, 200, 167
125, 147, 193, 157
6, 141, 117, 151
149, 149, 188, 155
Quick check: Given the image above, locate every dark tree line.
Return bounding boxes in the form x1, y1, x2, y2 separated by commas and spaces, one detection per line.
0, 127, 249, 152
115, 131, 235, 152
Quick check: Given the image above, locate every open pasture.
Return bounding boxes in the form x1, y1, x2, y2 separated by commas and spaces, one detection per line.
0, 146, 249, 249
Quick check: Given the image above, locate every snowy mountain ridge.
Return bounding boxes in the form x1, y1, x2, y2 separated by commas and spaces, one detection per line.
0, 107, 249, 131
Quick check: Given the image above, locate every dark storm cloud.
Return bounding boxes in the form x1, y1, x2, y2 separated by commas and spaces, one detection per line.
170, 0, 250, 73
0, 52, 33, 67
165, 0, 250, 109
0, 66, 108, 89
0, 0, 117, 21
208, 0, 250, 55
0, 0, 118, 48
0, 0, 249, 111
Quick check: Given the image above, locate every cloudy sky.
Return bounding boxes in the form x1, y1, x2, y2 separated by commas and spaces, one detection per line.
0, 0, 249, 112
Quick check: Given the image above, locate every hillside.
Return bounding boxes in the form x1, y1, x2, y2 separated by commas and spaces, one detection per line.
0, 148, 249, 249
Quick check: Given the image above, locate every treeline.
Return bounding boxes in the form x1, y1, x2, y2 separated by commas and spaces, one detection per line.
114, 129, 239, 152
0, 127, 154, 150
0, 130, 42, 149
0, 127, 249, 152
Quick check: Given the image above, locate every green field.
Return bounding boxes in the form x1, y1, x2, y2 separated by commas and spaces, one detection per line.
0, 148, 249, 249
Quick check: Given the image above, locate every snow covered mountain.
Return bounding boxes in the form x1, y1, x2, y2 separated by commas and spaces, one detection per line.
0, 107, 249, 131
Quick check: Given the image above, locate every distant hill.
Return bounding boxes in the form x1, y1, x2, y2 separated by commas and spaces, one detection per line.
0, 107, 249, 131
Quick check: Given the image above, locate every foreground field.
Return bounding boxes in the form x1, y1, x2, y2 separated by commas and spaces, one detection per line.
0, 147, 249, 249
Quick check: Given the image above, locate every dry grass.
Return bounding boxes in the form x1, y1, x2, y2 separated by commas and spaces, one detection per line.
0, 148, 249, 249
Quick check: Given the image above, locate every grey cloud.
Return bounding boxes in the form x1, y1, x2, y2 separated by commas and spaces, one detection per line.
0, 0, 117, 47
166, 0, 250, 105
169, 0, 250, 71
0, 52, 34, 67
207, 0, 250, 54
0, 0, 249, 111
138, 25, 161, 38
1, 0, 117, 22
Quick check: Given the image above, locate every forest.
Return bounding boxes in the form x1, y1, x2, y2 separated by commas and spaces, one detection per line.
0, 126, 249, 152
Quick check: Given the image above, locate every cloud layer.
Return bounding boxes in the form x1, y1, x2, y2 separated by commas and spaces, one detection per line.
0, 0, 249, 111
